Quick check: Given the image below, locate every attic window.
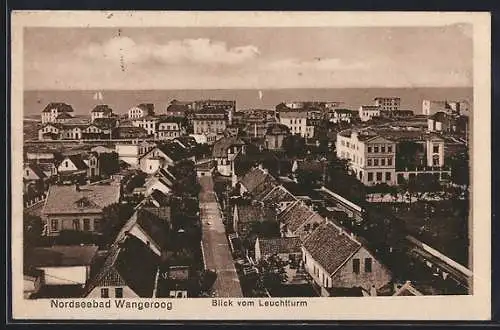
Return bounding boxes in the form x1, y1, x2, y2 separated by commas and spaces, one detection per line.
75, 197, 92, 208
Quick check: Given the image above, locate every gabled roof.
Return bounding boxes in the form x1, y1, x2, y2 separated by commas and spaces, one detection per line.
303, 222, 361, 276
65, 155, 89, 170
236, 204, 275, 225
240, 167, 276, 194
42, 102, 74, 113
91, 104, 113, 114
212, 136, 245, 158
43, 184, 120, 214
26, 245, 99, 268
25, 163, 47, 179
278, 201, 322, 234
393, 281, 423, 296
156, 143, 190, 162
84, 236, 159, 297
257, 237, 302, 256
149, 189, 170, 207
260, 185, 297, 205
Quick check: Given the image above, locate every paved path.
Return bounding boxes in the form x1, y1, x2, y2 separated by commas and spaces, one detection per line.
199, 176, 243, 297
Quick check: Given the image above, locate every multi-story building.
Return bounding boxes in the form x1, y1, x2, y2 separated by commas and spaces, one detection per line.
156, 118, 183, 140
91, 105, 114, 122
264, 123, 290, 150
422, 100, 469, 116
374, 97, 401, 111
358, 106, 381, 122
192, 110, 227, 136
337, 129, 450, 186
327, 109, 355, 124
132, 115, 159, 136
41, 103, 75, 124
336, 130, 397, 186
128, 103, 155, 119
42, 183, 120, 236
194, 100, 235, 112
277, 111, 308, 137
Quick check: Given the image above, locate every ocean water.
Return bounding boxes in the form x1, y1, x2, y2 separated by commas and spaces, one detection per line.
23, 88, 473, 117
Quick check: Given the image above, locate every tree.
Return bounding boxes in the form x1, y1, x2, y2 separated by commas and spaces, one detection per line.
99, 152, 120, 177
101, 202, 135, 246
170, 160, 200, 197
396, 141, 423, 169
282, 135, 306, 158
257, 255, 288, 291
448, 151, 469, 187
125, 172, 147, 194
24, 213, 43, 249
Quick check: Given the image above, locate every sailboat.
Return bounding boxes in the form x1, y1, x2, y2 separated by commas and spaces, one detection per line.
93, 91, 104, 101
258, 90, 263, 101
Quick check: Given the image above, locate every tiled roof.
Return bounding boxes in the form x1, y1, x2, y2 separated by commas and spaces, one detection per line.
260, 186, 297, 205
278, 201, 317, 233
91, 104, 113, 114
240, 167, 276, 194
43, 184, 120, 215
26, 245, 99, 268
212, 136, 245, 158
157, 143, 190, 162
93, 118, 118, 129
252, 178, 279, 201
258, 237, 302, 256
166, 104, 189, 114
303, 222, 361, 276
236, 204, 275, 224
42, 102, 74, 113
84, 236, 159, 297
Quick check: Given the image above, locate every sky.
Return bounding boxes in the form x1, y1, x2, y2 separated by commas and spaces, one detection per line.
23, 25, 473, 90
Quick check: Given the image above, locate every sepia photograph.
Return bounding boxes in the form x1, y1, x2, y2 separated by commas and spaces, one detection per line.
11, 11, 491, 320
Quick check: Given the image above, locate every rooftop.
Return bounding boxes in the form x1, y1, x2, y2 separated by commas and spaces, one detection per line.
303, 222, 361, 276
26, 245, 99, 268
257, 237, 302, 256
43, 184, 120, 215
42, 102, 74, 113
212, 136, 245, 158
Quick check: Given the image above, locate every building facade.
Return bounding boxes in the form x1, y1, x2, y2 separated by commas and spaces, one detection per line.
278, 111, 308, 137
358, 106, 381, 122
374, 97, 401, 111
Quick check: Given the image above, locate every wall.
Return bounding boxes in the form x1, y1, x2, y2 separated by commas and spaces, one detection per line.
57, 158, 79, 173
45, 213, 102, 236
302, 248, 333, 294
330, 247, 392, 292
140, 158, 162, 174
40, 266, 88, 285
116, 144, 140, 167
87, 285, 138, 298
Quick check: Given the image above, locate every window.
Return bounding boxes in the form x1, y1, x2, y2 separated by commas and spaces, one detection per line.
385, 172, 391, 181
51, 219, 59, 232
433, 157, 440, 166
433, 145, 440, 153
365, 258, 372, 272
388, 158, 393, 166
94, 219, 101, 231
381, 146, 386, 153
373, 159, 379, 166
367, 172, 373, 182
387, 146, 393, 153
115, 288, 123, 298
367, 146, 372, 153
381, 159, 386, 166
26, 170, 30, 176
376, 172, 382, 181
374, 146, 379, 153
72, 219, 80, 231
83, 219, 91, 231
353, 258, 360, 274
101, 288, 109, 298
367, 159, 372, 166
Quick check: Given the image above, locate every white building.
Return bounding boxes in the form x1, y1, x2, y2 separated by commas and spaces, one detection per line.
358, 106, 381, 122
336, 130, 397, 186
91, 105, 114, 122
156, 120, 182, 140
132, 116, 159, 136
128, 103, 155, 119
41, 103, 75, 124
278, 111, 308, 137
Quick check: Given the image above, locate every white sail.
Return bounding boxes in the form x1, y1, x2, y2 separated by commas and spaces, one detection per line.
258, 90, 263, 101
94, 91, 104, 101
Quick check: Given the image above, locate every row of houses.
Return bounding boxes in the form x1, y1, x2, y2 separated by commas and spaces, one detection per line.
230, 166, 403, 297
24, 147, 200, 298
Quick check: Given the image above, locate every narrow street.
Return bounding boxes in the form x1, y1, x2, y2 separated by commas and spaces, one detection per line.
199, 176, 243, 297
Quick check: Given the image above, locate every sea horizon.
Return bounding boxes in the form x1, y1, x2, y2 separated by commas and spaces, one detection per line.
23, 87, 473, 117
